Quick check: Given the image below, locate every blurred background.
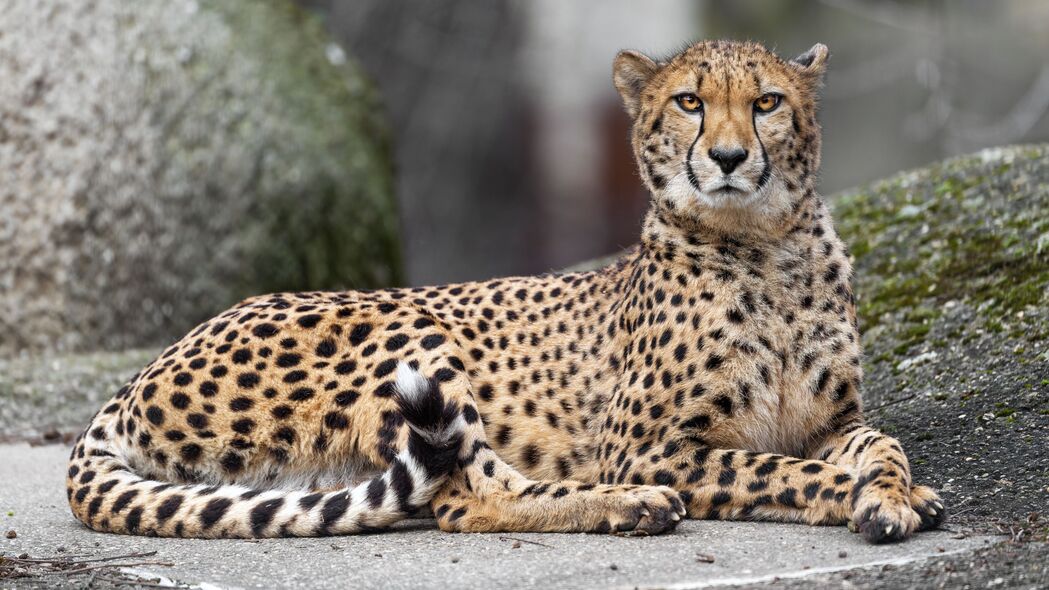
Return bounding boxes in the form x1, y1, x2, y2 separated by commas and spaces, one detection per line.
296, 0, 1049, 283
1, 0, 1048, 355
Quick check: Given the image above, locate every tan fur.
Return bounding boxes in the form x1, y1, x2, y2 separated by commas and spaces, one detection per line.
67, 40, 942, 543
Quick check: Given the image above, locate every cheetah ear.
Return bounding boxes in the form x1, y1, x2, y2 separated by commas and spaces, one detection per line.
613, 50, 659, 119
790, 43, 829, 78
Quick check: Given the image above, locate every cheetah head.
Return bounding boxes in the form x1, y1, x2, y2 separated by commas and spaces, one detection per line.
614, 40, 828, 233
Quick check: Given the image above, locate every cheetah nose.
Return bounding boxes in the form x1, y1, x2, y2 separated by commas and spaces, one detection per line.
708, 146, 748, 175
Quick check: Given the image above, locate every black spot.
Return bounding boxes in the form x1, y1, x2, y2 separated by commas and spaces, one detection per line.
232, 418, 255, 434
298, 314, 323, 329
521, 444, 541, 468
221, 452, 244, 473
718, 468, 737, 486
711, 491, 732, 507
316, 339, 337, 358
421, 334, 446, 350
232, 348, 253, 364
324, 412, 349, 429
713, 395, 733, 415
276, 353, 301, 368
199, 497, 233, 529
180, 443, 202, 461
385, 334, 409, 352
250, 498, 284, 536
705, 354, 724, 370
334, 360, 357, 375
173, 372, 192, 386
334, 390, 360, 407
755, 458, 779, 477
125, 506, 143, 533
199, 381, 218, 397
229, 397, 254, 411
374, 359, 398, 378
653, 470, 676, 486
366, 478, 386, 509
155, 495, 184, 521
776, 488, 800, 509
251, 323, 279, 338
237, 373, 260, 389
111, 490, 138, 514
283, 370, 307, 384
461, 405, 479, 424
299, 493, 323, 511
169, 393, 190, 409
349, 323, 373, 345
146, 406, 164, 426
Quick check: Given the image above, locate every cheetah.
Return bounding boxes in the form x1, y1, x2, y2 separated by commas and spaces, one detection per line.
67, 40, 945, 543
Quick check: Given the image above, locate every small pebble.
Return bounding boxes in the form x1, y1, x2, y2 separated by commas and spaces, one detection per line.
5, 530, 16, 539
609, 564, 618, 571
838, 551, 848, 558
511, 541, 521, 549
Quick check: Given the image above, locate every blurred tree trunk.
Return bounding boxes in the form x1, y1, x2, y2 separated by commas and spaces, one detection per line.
297, 0, 539, 285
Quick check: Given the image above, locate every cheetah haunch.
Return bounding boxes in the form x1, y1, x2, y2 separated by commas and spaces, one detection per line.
68, 40, 944, 543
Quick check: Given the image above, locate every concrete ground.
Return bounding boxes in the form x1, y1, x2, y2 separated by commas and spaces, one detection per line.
0, 443, 1005, 590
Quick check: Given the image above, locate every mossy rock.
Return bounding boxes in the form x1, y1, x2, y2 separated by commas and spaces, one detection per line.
0, 0, 401, 356
835, 144, 1049, 400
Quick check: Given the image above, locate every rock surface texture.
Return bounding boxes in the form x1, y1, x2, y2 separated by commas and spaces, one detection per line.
0, 0, 401, 356
838, 145, 1048, 528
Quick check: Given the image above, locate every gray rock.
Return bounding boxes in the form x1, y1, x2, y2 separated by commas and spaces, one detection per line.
836, 144, 1048, 528
0, 0, 402, 356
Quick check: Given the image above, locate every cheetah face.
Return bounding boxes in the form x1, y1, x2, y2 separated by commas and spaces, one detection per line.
614, 40, 828, 227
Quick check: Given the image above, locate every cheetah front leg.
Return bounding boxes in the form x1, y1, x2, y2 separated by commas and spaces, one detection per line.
810, 423, 946, 542
614, 441, 857, 528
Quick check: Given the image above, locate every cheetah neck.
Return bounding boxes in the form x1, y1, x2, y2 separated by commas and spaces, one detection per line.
639, 190, 821, 264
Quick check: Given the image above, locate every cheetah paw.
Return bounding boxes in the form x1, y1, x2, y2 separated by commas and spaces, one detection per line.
850, 487, 921, 544
910, 485, 946, 531
603, 485, 686, 536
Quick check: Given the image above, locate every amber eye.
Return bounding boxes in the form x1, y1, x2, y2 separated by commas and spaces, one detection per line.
674, 93, 703, 113
754, 93, 782, 113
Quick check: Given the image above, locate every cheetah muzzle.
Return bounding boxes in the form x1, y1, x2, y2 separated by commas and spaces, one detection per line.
67, 39, 944, 544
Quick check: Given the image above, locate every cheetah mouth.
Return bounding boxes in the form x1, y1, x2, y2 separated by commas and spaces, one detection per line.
705, 178, 751, 196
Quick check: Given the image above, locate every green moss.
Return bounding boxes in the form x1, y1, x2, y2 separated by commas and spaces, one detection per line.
201, 0, 403, 291
836, 145, 1049, 366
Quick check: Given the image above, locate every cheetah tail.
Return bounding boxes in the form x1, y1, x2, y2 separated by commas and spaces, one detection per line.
65, 364, 465, 538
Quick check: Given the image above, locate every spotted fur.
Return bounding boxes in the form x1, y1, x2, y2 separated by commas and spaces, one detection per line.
68, 40, 943, 543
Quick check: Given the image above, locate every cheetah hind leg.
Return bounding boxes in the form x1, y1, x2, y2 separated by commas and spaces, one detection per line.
427, 402, 685, 533
432, 459, 685, 535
